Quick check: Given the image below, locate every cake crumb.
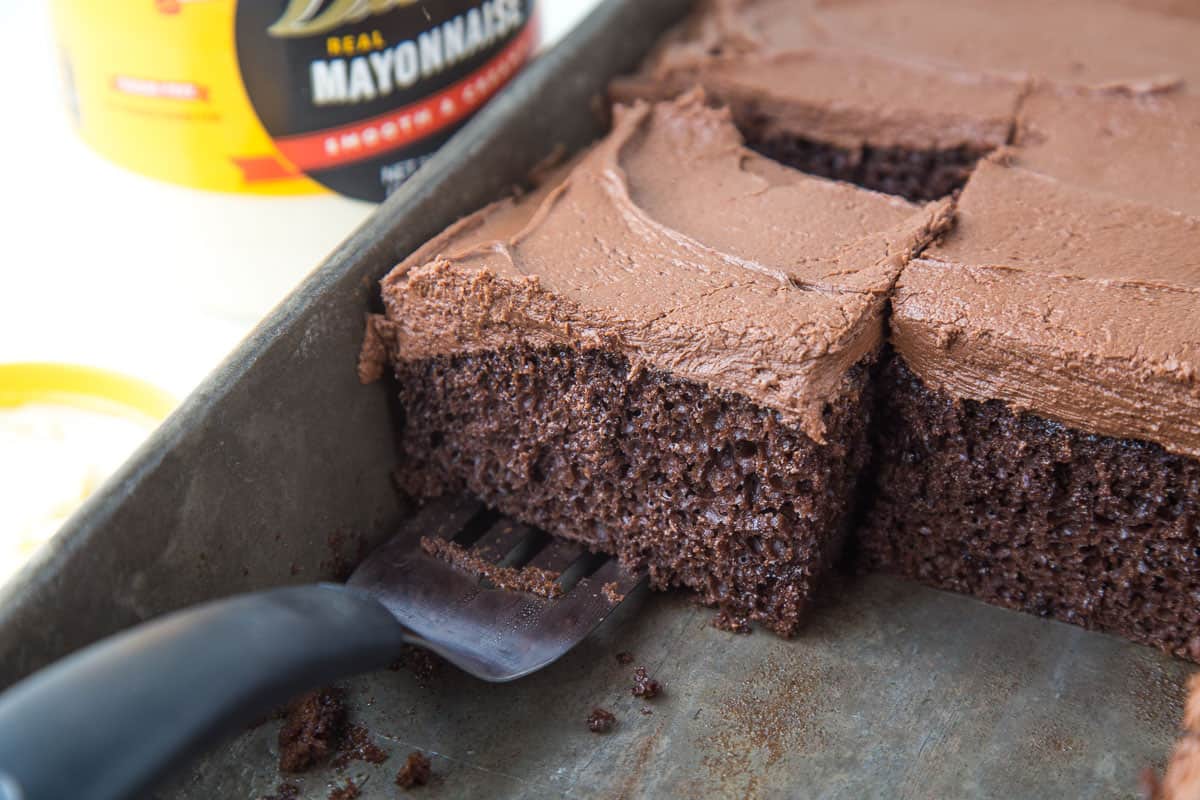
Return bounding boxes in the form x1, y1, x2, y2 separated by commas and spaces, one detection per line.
615, 651, 634, 665
632, 666, 662, 699
587, 707, 617, 733
262, 784, 300, 800
396, 751, 433, 789
640, 707, 654, 715
328, 779, 361, 800
602, 581, 625, 604
420, 536, 564, 598
1145, 674, 1200, 799
712, 609, 751, 634
357, 315, 389, 384
331, 724, 389, 768
278, 687, 346, 773
322, 530, 368, 582
390, 644, 443, 685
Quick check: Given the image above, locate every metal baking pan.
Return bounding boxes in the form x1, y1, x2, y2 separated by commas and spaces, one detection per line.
0, 1, 1190, 797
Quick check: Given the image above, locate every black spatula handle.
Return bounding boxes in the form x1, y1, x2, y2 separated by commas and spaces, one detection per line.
0, 584, 407, 800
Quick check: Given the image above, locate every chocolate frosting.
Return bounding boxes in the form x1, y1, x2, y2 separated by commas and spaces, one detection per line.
808, 0, 1200, 93
1014, 87, 1200, 217
611, 2, 1024, 150
613, 0, 1200, 154
378, 95, 952, 442
893, 159, 1200, 458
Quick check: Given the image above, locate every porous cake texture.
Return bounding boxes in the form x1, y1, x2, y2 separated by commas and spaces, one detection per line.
864, 357, 1200, 657
368, 95, 950, 634
366, 0, 1200, 654
864, 159, 1200, 656
394, 346, 874, 634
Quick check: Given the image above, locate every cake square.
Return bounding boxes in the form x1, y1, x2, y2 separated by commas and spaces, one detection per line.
366, 1, 1200, 652
611, 0, 1200, 203
367, 94, 950, 634
863, 158, 1200, 656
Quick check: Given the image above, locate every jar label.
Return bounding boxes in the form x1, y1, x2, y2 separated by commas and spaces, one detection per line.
50, 0, 537, 199
235, 0, 537, 200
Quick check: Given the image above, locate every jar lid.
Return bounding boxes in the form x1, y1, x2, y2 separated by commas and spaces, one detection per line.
0, 363, 176, 585
0, 362, 176, 421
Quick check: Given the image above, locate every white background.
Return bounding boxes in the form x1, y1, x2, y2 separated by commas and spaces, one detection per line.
0, 0, 604, 400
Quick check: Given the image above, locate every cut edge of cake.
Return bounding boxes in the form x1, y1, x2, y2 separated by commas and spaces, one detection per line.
363, 94, 953, 635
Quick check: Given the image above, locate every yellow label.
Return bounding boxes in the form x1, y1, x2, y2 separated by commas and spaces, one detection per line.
51, 1, 537, 200
0, 363, 175, 421
50, 0, 327, 195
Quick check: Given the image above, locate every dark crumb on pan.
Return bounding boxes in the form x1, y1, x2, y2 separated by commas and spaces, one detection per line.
587, 707, 617, 733
420, 536, 564, 598
332, 724, 390, 768
616, 651, 634, 665
328, 779, 361, 800
323, 530, 369, 582
632, 667, 662, 699
278, 687, 347, 773
262, 784, 300, 800
602, 582, 625, 604
641, 707, 654, 716
389, 644, 443, 684
712, 609, 751, 634
396, 751, 433, 789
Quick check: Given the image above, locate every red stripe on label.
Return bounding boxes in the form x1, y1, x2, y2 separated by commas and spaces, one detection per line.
272, 22, 536, 173
231, 155, 299, 182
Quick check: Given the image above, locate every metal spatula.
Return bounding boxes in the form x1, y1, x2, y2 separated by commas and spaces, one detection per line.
0, 496, 644, 800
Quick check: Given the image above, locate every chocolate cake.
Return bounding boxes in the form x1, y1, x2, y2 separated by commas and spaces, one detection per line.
364, 0, 1200, 660
611, 0, 1200, 202
418, 536, 564, 598
368, 94, 951, 635
586, 708, 617, 734
609, 3, 1024, 201
395, 751, 432, 789
277, 687, 346, 774
862, 159, 1200, 657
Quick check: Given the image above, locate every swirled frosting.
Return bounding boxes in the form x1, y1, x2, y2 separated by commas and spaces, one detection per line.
377, 94, 952, 442
612, 0, 1200, 153
893, 158, 1200, 458
1014, 87, 1200, 217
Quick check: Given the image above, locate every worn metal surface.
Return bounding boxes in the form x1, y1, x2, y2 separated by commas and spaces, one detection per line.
157, 576, 1190, 799
0, 0, 690, 689
346, 497, 645, 681
0, 0, 1192, 796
